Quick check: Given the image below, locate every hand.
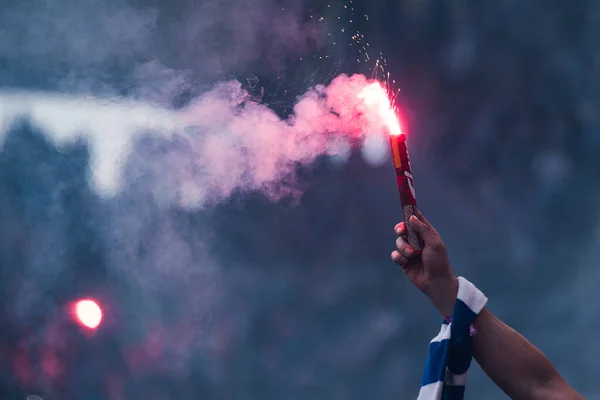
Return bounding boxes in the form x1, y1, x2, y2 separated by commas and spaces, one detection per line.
391, 211, 458, 316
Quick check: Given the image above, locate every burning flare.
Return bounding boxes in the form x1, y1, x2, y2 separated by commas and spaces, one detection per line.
357, 81, 402, 136
72, 299, 103, 330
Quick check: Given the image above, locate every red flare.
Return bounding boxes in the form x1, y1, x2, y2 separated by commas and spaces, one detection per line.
358, 80, 423, 254
72, 299, 103, 330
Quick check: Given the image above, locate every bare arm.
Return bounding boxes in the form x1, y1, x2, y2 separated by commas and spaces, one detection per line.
392, 214, 583, 400
472, 307, 584, 400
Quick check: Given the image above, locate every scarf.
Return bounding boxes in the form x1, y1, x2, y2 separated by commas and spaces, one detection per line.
417, 277, 488, 399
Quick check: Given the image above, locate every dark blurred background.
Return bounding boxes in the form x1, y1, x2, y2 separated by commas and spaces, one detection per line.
1, 0, 600, 399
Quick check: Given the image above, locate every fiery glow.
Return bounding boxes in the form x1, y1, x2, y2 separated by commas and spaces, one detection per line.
72, 299, 103, 330
357, 81, 403, 136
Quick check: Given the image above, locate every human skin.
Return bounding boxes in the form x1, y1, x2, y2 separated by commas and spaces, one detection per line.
392, 213, 585, 400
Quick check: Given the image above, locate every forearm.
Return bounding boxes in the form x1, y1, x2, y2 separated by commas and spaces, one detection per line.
428, 279, 583, 400
472, 307, 583, 400
393, 218, 583, 399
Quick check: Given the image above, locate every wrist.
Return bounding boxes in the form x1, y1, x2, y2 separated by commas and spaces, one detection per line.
427, 275, 459, 317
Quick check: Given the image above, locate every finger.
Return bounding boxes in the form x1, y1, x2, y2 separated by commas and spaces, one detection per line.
391, 250, 409, 266
408, 214, 437, 243
394, 222, 406, 236
396, 236, 413, 256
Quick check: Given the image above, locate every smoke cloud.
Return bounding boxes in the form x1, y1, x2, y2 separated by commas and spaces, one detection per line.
0, 74, 391, 207
0, 0, 406, 397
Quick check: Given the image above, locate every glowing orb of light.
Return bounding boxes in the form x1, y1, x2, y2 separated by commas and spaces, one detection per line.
73, 299, 103, 329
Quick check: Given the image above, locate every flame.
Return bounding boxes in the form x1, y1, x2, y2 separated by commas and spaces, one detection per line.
357, 81, 403, 136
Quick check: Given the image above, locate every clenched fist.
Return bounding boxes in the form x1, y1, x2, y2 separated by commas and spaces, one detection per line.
392, 211, 459, 316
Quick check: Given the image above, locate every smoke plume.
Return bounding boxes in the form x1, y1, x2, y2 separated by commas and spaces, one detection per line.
0, 74, 390, 207
0, 0, 406, 397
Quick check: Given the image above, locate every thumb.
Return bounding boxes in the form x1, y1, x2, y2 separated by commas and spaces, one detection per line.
409, 214, 437, 244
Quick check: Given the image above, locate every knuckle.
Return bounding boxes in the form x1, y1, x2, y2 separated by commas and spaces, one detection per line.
430, 238, 446, 252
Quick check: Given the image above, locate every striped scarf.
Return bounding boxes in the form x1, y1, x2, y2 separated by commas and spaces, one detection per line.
417, 277, 488, 400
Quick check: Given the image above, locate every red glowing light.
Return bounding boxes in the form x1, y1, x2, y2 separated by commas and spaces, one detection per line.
72, 299, 103, 329
357, 81, 403, 136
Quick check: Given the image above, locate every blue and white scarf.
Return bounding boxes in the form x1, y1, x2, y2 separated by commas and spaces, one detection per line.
417, 277, 488, 400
